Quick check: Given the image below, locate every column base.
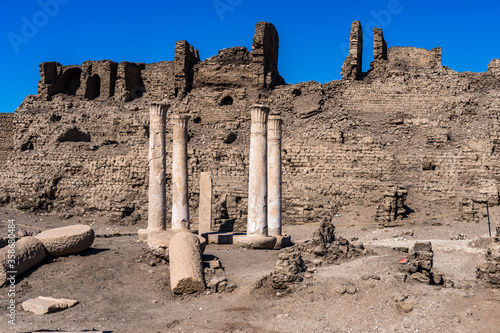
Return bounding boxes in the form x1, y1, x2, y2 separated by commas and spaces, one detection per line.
273, 235, 293, 249
138, 228, 152, 242
147, 230, 206, 260
201, 232, 245, 244
235, 235, 277, 249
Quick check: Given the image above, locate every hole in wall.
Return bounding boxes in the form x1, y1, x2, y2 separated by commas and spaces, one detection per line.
85, 74, 101, 100
220, 96, 234, 106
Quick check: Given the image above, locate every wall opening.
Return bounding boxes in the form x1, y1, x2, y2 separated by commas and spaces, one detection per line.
57, 68, 82, 96
85, 74, 101, 100
220, 95, 234, 106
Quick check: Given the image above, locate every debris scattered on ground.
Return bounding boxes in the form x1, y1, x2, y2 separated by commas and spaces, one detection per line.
22, 296, 78, 315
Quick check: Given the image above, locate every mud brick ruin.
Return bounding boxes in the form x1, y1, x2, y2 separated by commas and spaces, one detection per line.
1, 20, 500, 231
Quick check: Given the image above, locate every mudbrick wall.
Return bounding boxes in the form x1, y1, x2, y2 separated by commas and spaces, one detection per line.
0, 113, 14, 167
1, 21, 500, 229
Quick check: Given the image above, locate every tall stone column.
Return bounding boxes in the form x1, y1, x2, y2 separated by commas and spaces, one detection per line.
247, 105, 269, 236
139, 103, 169, 241
267, 114, 282, 236
171, 114, 191, 230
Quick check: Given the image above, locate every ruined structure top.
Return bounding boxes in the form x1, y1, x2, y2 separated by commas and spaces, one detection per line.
35, 21, 285, 104
1, 20, 500, 228
341, 21, 363, 80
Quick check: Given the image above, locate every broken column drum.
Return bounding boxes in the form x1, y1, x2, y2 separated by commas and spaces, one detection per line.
172, 114, 191, 230
148, 103, 169, 231
267, 114, 282, 236
247, 105, 270, 236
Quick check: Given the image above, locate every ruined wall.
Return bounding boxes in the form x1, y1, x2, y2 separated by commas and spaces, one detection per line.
174, 40, 200, 96
489, 59, 500, 74
252, 21, 285, 89
141, 61, 175, 100
387, 46, 442, 71
1, 21, 499, 228
193, 47, 253, 88
341, 21, 363, 80
0, 113, 14, 167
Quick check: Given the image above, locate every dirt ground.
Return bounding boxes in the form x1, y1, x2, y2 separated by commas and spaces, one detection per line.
0, 202, 499, 333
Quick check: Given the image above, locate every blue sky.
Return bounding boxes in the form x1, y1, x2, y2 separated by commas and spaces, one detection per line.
1, 0, 499, 113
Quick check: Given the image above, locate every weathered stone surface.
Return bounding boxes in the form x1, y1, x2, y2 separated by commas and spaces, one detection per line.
293, 94, 323, 119
247, 105, 269, 237
476, 242, 500, 286
1, 20, 500, 233
147, 230, 206, 260
236, 235, 277, 249
374, 186, 408, 226
35, 225, 94, 256
0, 236, 46, 286
198, 172, 213, 235
489, 59, 500, 74
171, 114, 191, 230
399, 241, 445, 285
268, 114, 282, 236
22, 296, 78, 314
252, 21, 285, 89
169, 232, 205, 294
145, 103, 169, 234
341, 21, 363, 80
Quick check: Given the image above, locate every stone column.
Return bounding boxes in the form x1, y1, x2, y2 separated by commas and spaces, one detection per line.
267, 114, 282, 236
247, 105, 269, 236
198, 172, 213, 235
139, 103, 169, 240
171, 114, 191, 230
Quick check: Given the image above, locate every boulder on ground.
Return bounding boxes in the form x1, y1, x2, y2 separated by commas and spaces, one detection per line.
35, 225, 94, 256
0, 236, 46, 287
22, 296, 78, 314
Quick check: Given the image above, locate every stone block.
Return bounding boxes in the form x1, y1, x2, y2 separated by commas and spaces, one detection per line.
35, 225, 94, 256
22, 296, 78, 314
169, 232, 205, 294
236, 235, 277, 249
413, 241, 432, 252
0, 236, 46, 287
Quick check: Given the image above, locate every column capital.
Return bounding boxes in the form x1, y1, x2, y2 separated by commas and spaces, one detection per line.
171, 114, 191, 128
250, 105, 269, 132
149, 103, 170, 116
268, 114, 282, 140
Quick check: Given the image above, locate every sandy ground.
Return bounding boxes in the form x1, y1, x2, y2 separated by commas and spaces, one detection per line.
0, 203, 499, 333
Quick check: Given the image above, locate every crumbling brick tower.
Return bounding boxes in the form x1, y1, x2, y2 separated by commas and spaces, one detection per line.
341, 21, 363, 80
252, 21, 285, 89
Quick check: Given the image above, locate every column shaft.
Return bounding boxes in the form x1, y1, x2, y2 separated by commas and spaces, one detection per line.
148, 103, 169, 231
172, 114, 191, 230
267, 115, 282, 236
247, 105, 269, 236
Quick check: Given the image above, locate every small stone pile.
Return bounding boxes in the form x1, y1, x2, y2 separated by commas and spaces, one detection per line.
256, 219, 365, 292
254, 250, 307, 291
295, 219, 366, 266
460, 198, 479, 223
399, 241, 444, 285
476, 234, 500, 286
374, 186, 408, 227
271, 251, 307, 289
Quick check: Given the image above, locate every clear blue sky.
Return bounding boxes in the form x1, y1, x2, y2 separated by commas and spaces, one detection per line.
1, 0, 499, 113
